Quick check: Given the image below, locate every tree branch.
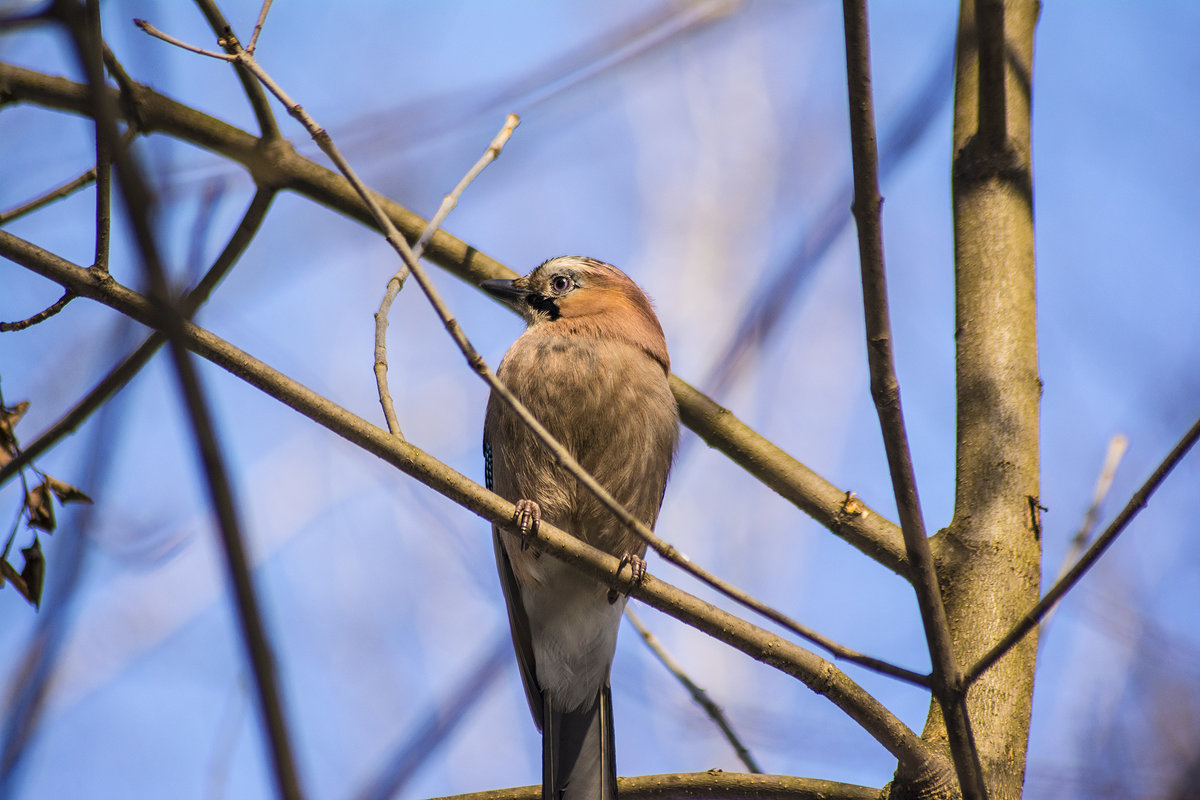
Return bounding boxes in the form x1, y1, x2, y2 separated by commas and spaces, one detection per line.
0, 167, 96, 225
373, 113, 519, 438
625, 605, 762, 773
425, 773, 882, 800
840, 2, 986, 797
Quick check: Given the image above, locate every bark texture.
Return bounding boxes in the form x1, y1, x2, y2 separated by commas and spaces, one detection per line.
922, 2, 1041, 799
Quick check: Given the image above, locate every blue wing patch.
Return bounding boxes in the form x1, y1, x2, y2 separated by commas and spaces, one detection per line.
483, 438, 494, 491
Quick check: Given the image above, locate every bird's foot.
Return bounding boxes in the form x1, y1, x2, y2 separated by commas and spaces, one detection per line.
609, 552, 647, 604
513, 499, 541, 551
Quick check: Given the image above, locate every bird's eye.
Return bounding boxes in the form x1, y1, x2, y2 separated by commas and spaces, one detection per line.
550, 275, 573, 293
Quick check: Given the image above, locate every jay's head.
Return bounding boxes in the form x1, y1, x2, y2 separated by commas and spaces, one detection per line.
481, 256, 670, 373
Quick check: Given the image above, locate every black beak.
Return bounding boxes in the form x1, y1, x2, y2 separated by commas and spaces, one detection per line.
480, 278, 530, 306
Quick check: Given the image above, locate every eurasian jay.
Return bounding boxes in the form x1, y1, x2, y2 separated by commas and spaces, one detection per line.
482, 256, 679, 800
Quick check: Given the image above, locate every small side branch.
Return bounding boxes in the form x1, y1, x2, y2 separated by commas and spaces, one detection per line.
841, 0, 986, 797
373, 113, 519, 438
0, 168, 97, 225
0, 291, 74, 332
626, 605, 762, 773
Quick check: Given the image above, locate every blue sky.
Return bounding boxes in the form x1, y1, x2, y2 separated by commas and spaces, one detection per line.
2, 2, 1198, 798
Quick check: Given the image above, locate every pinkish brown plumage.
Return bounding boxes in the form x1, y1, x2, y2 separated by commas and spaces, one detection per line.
482, 257, 679, 800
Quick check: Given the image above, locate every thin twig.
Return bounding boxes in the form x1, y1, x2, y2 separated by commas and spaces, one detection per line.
625, 605, 762, 773
965, 415, 1200, 686
192, 0, 280, 140
134, 19, 233, 59
374, 113, 519, 437
134, 19, 928, 687
1066, 434, 1129, 567
1040, 434, 1127, 632
85, 0, 110, 272
0, 232, 948, 778
0, 168, 97, 224
841, 1, 986, 797
0, 292, 74, 332
247, 0, 272, 54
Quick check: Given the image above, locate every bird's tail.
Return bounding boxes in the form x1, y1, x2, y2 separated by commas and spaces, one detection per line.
542, 684, 616, 800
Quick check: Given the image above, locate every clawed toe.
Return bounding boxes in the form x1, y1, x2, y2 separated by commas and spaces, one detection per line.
608, 552, 647, 604
513, 499, 541, 550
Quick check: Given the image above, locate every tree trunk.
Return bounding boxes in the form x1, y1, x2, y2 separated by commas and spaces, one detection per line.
918, 2, 1041, 799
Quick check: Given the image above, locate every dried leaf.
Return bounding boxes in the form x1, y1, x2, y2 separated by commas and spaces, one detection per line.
0, 399, 30, 455
26, 479, 56, 533
20, 539, 45, 609
46, 475, 93, 505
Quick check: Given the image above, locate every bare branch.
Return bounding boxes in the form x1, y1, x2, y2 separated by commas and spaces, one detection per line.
672, 378, 907, 576
373, 113, 520, 438
133, 18, 233, 60
0, 63, 911, 580
0, 231, 949, 777
841, 1, 986, 796
246, 0, 273, 54
965, 415, 1200, 686
625, 605, 762, 773
424, 772, 881, 800
192, 0, 280, 139
0, 291, 74, 332
0, 168, 97, 225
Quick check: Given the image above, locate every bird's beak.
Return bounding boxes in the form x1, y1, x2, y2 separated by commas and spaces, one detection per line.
480, 278, 530, 307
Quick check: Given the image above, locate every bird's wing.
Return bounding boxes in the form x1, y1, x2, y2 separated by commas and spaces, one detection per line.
493, 527, 544, 730
486, 434, 544, 730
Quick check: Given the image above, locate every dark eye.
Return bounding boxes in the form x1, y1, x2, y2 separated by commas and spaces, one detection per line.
550, 275, 573, 293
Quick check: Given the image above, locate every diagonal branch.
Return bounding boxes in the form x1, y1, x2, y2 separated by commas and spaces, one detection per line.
192, 0, 280, 140
625, 605, 762, 773
840, 1, 986, 797
0, 62, 910, 579
964, 413, 1200, 686
373, 114, 519, 438
0, 230, 950, 780
0, 167, 97, 225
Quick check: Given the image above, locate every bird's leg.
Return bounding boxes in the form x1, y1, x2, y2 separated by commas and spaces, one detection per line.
513, 499, 541, 551
608, 552, 647, 604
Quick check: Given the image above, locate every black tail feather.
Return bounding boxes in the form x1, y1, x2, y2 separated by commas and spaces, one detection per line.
542, 684, 616, 800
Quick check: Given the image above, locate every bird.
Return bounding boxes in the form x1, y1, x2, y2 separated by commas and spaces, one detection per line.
482, 256, 679, 800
